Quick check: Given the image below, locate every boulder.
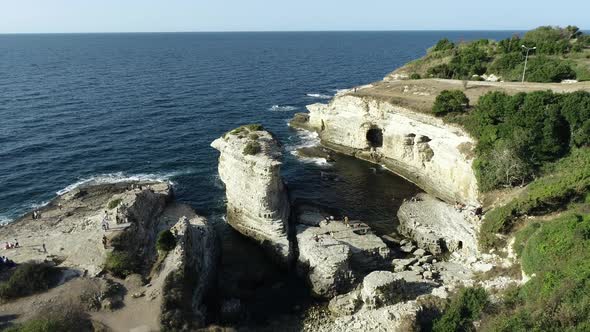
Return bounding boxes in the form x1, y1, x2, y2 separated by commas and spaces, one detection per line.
361, 271, 406, 309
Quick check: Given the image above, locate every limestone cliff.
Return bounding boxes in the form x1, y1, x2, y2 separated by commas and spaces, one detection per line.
159, 215, 218, 329
211, 126, 292, 265
292, 94, 480, 206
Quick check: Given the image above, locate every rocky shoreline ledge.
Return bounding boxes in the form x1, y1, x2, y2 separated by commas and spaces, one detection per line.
0, 181, 218, 331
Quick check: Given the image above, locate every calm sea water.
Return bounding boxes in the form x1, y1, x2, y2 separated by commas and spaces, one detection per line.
0, 31, 515, 324
0, 31, 515, 224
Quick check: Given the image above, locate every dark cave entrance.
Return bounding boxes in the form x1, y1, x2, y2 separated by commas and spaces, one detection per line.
366, 127, 383, 148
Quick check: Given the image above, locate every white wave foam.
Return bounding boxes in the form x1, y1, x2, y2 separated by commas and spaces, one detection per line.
289, 151, 330, 167
285, 129, 332, 167
0, 215, 13, 226
286, 129, 321, 152
269, 105, 298, 112
306, 93, 332, 100
55, 171, 185, 196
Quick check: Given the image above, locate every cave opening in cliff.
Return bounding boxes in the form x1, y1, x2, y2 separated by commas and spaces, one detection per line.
366, 128, 383, 148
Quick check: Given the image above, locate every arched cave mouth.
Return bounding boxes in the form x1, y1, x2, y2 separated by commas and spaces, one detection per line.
366, 127, 383, 148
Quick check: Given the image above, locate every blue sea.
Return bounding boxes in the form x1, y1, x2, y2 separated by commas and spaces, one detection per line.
0, 31, 516, 225
0, 31, 516, 323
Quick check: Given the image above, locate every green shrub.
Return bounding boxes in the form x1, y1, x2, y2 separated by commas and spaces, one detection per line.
248, 133, 259, 140
523, 56, 576, 82
432, 38, 455, 52
409, 73, 421, 79
432, 90, 469, 115
104, 251, 138, 278
156, 230, 177, 252
243, 141, 261, 155
107, 198, 122, 210
433, 287, 489, 332
0, 262, 60, 301
427, 64, 453, 78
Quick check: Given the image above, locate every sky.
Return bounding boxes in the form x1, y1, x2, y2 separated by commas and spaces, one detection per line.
0, 0, 588, 33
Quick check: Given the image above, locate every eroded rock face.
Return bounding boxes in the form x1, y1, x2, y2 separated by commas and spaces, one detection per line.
292, 94, 479, 206
160, 215, 217, 329
397, 193, 480, 256
211, 128, 292, 265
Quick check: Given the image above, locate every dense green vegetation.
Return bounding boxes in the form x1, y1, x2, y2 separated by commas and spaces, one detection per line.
0, 262, 60, 301
432, 287, 489, 332
478, 210, 590, 331
156, 229, 177, 252
480, 148, 590, 249
432, 90, 469, 115
447, 90, 590, 192
418, 26, 590, 82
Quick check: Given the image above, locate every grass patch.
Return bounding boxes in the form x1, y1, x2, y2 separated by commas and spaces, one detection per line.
228, 124, 264, 136
107, 198, 122, 210
0, 262, 61, 301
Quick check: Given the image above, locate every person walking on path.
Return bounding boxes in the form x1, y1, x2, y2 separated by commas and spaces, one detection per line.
42, 243, 47, 253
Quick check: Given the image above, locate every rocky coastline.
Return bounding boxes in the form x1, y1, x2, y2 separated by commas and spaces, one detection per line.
0, 181, 218, 331
0, 80, 529, 331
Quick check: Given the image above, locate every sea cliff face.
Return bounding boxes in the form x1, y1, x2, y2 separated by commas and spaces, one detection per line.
294, 94, 480, 206
211, 127, 292, 265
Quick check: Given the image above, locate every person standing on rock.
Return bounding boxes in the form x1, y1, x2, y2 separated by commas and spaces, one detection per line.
102, 235, 108, 249
42, 243, 47, 253
102, 211, 110, 231
344, 216, 350, 227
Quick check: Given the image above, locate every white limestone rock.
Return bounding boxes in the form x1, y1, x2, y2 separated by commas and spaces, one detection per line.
296, 220, 391, 298
397, 193, 480, 256
293, 94, 480, 206
361, 271, 406, 309
159, 215, 217, 328
211, 127, 292, 265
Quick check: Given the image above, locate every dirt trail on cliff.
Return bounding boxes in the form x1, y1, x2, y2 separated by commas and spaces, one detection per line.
348, 78, 590, 113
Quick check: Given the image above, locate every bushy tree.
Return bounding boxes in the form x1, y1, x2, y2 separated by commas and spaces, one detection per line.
432, 38, 455, 52
523, 56, 576, 82
156, 229, 177, 252
448, 44, 489, 78
432, 90, 469, 115
427, 64, 452, 79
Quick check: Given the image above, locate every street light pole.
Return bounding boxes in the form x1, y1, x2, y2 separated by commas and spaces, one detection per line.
521, 45, 536, 83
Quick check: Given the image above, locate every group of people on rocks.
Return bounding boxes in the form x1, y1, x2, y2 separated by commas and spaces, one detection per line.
32, 210, 42, 220
4, 239, 19, 250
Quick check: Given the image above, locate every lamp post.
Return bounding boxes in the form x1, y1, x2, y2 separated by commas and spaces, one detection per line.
521, 45, 536, 83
